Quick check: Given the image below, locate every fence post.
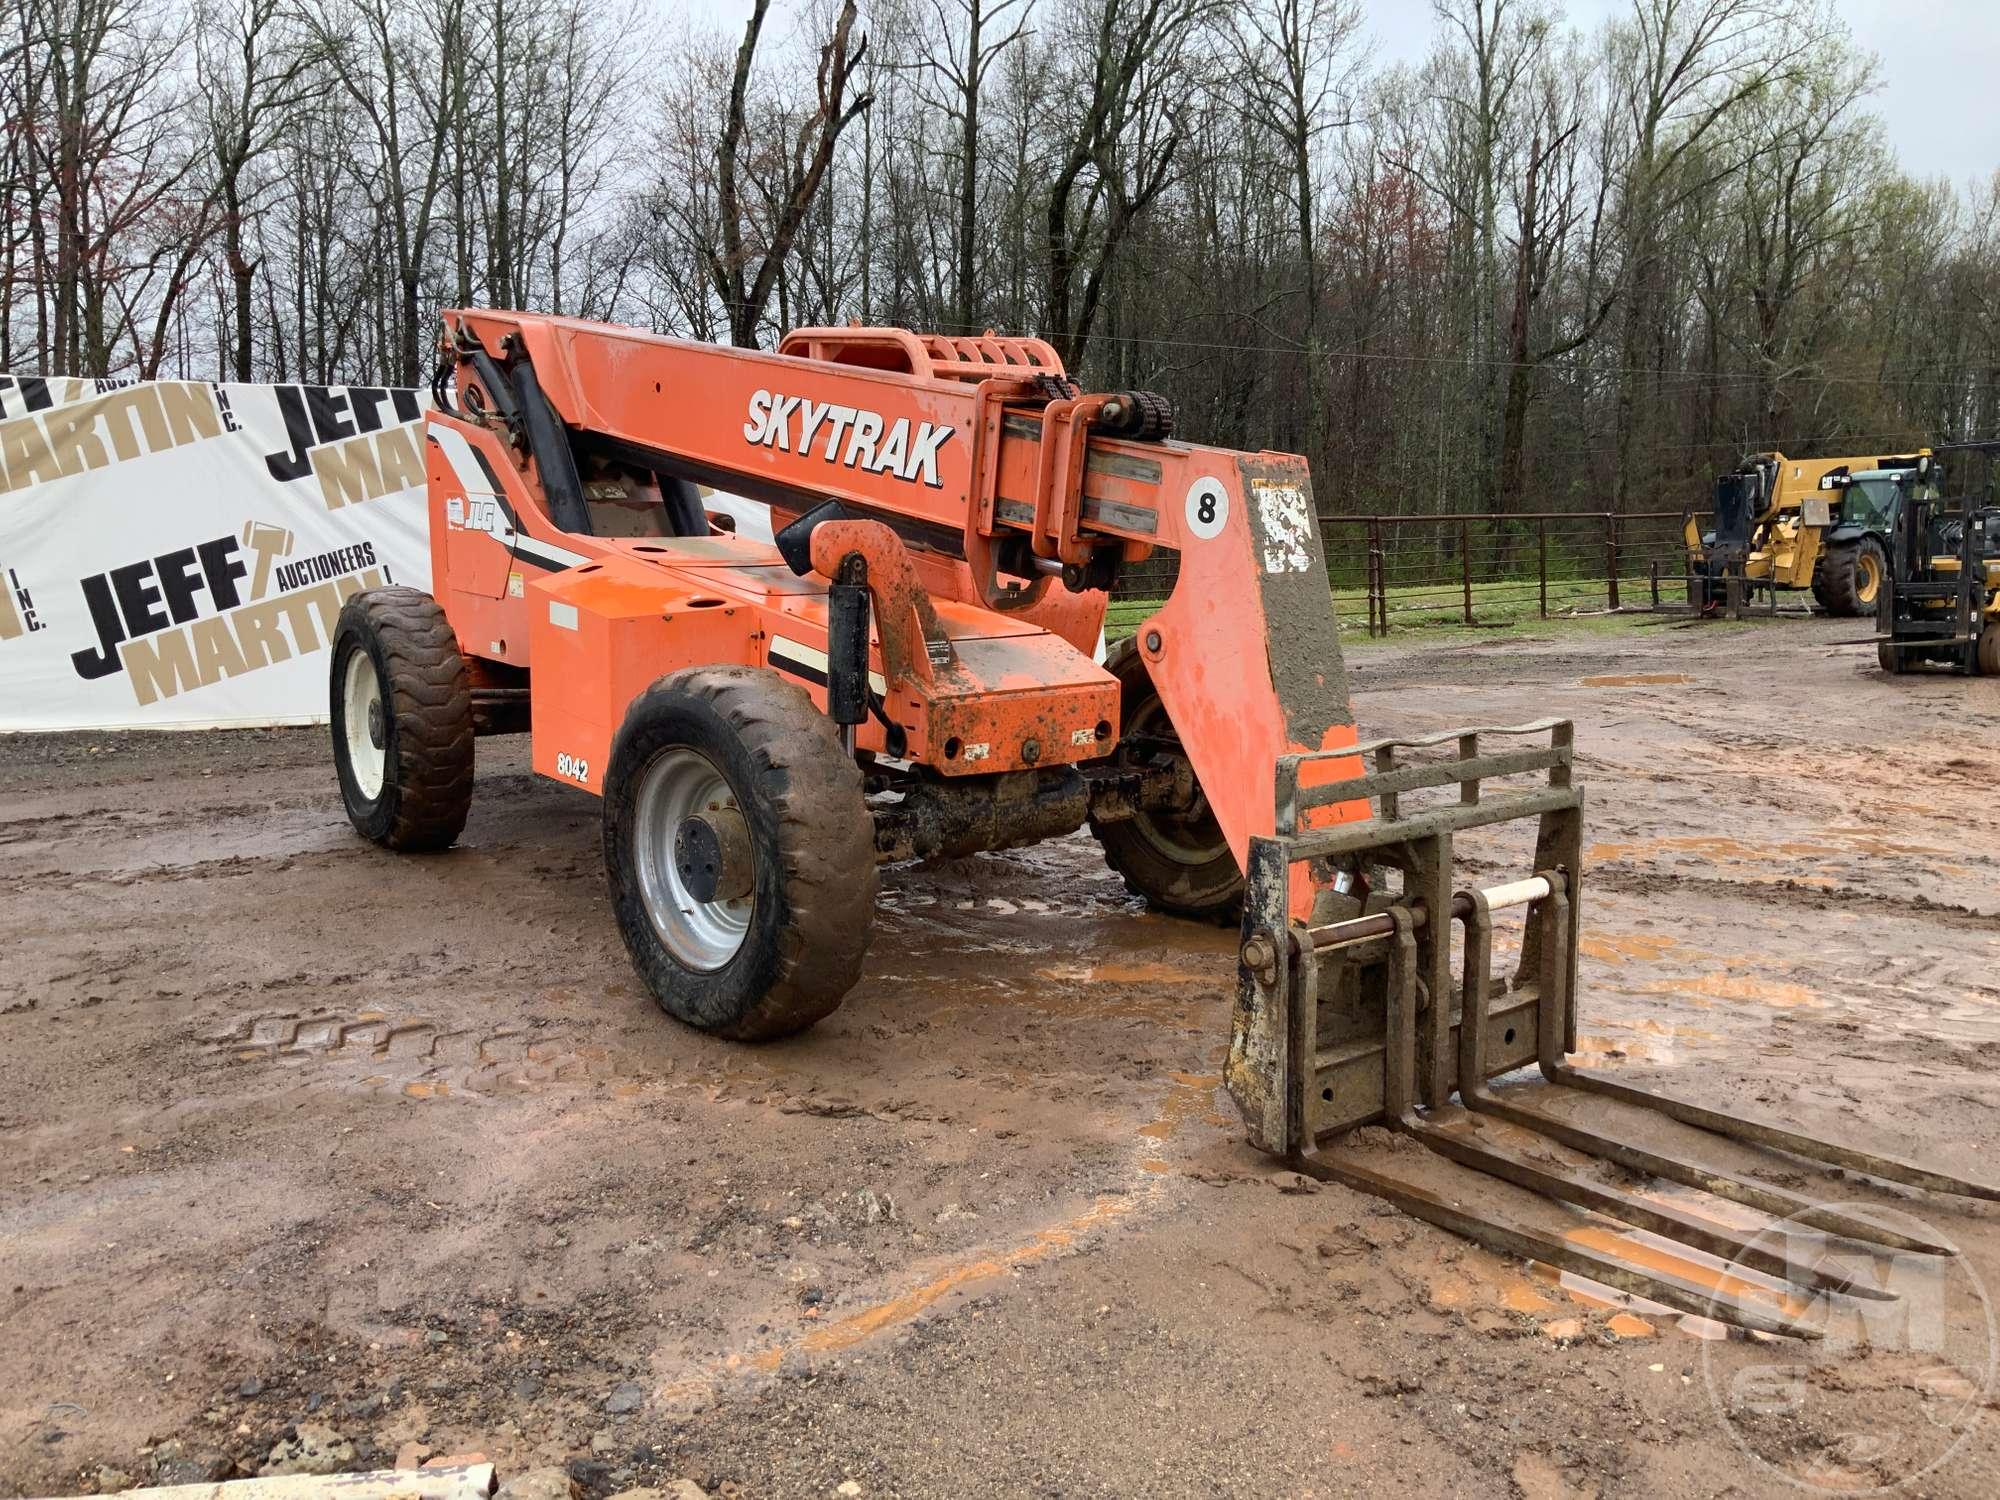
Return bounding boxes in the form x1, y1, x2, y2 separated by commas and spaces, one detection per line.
1538, 518, 1548, 618
1461, 518, 1473, 624
1605, 512, 1621, 611
1649, 560, 1660, 608
1367, 516, 1385, 636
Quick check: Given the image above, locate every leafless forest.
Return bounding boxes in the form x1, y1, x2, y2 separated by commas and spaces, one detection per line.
6, 0, 1998, 513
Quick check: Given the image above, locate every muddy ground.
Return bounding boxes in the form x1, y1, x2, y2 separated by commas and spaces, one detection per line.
3, 614, 1998, 1498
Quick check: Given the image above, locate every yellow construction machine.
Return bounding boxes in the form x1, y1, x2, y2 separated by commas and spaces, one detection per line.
1685, 448, 1933, 615
1874, 441, 2000, 674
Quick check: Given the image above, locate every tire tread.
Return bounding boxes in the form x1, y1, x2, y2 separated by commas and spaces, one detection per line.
609, 666, 876, 1040
332, 587, 473, 851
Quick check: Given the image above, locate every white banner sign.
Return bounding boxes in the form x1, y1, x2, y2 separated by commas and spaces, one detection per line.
0, 372, 432, 732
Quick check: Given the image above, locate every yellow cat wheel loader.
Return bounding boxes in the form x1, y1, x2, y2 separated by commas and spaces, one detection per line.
330, 310, 1995, 1338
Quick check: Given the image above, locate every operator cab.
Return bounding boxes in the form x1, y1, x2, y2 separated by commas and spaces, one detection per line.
577, 455, 710, 539
1826, 462, 1938, 538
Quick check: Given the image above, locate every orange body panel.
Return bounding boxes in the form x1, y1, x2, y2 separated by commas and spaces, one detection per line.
429, 311, 1369, 918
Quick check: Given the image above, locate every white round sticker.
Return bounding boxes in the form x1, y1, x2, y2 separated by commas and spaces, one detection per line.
1185, 477, 1228, 540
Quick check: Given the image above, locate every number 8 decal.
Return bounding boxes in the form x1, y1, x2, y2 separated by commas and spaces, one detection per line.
1184, 476, 1228, 540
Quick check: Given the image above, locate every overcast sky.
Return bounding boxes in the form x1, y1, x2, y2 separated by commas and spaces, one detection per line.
1361, 0, 1999, 189
679, 0, 1998, 190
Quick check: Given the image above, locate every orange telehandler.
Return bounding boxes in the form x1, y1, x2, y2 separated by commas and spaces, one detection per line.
328, 310, 1993, 1336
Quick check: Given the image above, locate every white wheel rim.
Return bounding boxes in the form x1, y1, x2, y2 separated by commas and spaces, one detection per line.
342, 649, 386, 801
633, 747, 752, 971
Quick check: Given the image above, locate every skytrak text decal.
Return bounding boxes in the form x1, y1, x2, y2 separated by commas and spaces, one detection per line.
741, 390, 952, 489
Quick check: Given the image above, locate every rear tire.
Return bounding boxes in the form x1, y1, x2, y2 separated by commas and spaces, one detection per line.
330, 587, 473, 850
603, 666, 876, 1040
1088, 639, 1244, 922
1820, 538, 1886, 617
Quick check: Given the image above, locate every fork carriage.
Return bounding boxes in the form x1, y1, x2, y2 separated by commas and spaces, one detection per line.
1226, 720, 1997, 1339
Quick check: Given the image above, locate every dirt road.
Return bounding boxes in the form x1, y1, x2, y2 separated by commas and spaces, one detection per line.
4, 615, 1998, 1498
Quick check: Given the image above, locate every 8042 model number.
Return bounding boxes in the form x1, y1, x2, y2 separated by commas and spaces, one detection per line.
554, 753, 590, 783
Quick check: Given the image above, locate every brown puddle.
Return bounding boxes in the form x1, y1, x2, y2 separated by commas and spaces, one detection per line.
1136, 1069, 1229, 1172
1642, 974, 1823, 1009
1571, 1035, 1653, 1066
1581, 673, 1694, 687
1579, 932, 1680, 964
1427, 1261, 1556, 1318
1571, 1017, 1727, 1066
1423, 1245, 1679, 1339
1588, 834, 1833, 865
933, 970, 1219, 1032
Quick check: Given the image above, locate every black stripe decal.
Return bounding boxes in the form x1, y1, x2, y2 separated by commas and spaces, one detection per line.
513, 541, 586, 572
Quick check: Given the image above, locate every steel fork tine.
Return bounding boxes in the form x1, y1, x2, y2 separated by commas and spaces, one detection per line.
1289, 1148, 1825, 1341
1464, 1092, 1957, 1256
1454, 894, 1952, 1257
1526, 879, 1997, 1204
1376, 905, 1823, 1338
1410, 1120, 1895, 1302
1547, 1067, 2000, 1204
1442, 893, 1892, 1299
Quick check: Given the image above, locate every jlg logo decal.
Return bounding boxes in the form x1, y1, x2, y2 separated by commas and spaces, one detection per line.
555, 752, 590, 783
742, 390, 952, 489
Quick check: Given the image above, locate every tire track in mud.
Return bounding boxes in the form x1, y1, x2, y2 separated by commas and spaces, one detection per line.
201, 1007, 647, 1100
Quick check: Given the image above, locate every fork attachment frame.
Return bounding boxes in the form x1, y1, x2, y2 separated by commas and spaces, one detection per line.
1227, 719, 1583, 1156
1225, 719, 1998, 1340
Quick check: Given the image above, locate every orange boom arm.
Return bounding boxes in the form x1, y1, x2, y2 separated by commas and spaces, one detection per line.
430, 312, 1365, 908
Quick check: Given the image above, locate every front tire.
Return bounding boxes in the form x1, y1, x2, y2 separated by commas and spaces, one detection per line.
1088, 639, 1244, 922
1877, 639, 1904, 674
1820, 538, 1886, 616
603, 666, 877, 1040
330, 588, 473, 850
1978, 623, 2000, 676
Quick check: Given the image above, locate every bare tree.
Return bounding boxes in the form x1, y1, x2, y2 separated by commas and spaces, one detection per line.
196, 0, 321, 379
1229, 0, 1359, 446
1042, 0, 1213, 371
312, 0, 466, 383
904, 0, 1035, 328
707, 0, 872, 348
1603, 0, 1815, 508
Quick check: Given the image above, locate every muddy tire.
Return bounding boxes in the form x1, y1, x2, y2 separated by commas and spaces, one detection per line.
330, 587, 474, 851
603, 666, 876, 1040
1979, 623, 2000, 676
1088, 639, 1244, 922
1877, 638, 1904, 675
1819, 537, 1886, 616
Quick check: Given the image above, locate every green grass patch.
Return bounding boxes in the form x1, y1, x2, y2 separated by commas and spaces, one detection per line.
1107, 575, 1670, 644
